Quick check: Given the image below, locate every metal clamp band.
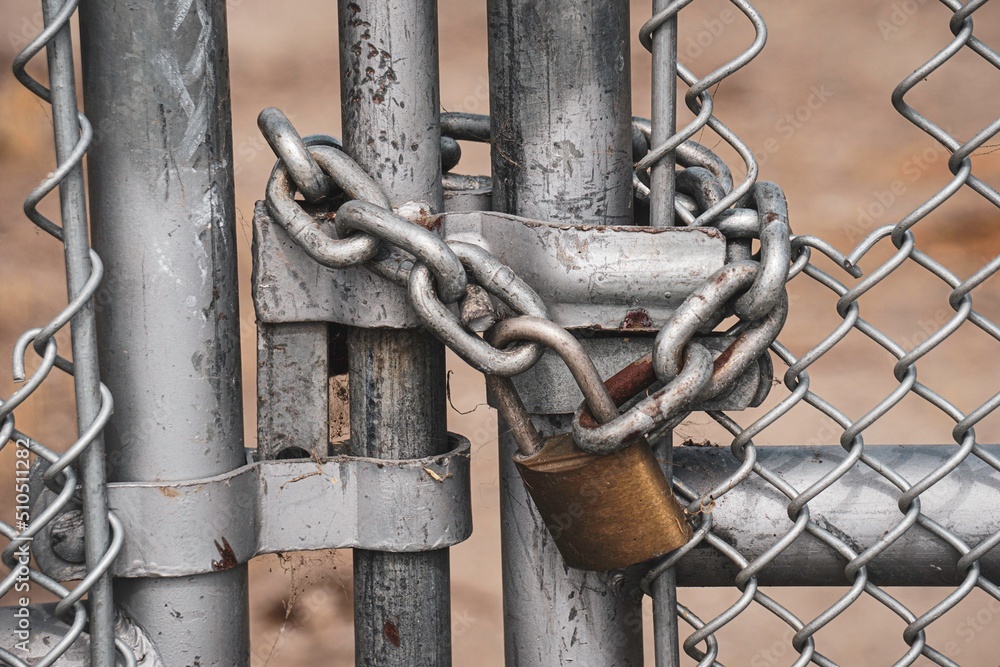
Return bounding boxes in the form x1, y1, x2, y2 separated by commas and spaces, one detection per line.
30, 436, 472, 580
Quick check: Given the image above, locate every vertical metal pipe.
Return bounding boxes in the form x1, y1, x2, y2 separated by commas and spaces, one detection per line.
79, 0, 249, 663
488, 2, 641, 665
649, 7, 681, 665
347, 330, 449, 665
338, 1, 451, 665
489, 0, 633, 227
653, 433, 681, 667
40, 0, 113, 662
498, 418, 644, 666
339, 0, 444, 210
649, 8, 678, 230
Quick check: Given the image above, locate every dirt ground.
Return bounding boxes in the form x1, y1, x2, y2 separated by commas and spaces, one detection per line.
2, 0, 1000, 664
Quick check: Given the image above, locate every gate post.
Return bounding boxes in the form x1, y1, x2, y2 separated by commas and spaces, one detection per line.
79, 1, 250, 663
338, 1, 453, 664
647, 4, 682, 666
487, 1, 642, 664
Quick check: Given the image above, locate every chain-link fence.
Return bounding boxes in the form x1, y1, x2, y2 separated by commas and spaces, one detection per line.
1, 0, 126, 664
651, 1, 1000, 663
1, 0, 998, 665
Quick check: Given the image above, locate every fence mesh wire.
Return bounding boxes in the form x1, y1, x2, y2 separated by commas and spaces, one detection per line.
655, 1, 1000, 664
0, 0, 128, 665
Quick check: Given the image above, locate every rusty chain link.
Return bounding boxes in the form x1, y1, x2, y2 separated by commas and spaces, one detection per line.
259, 108, 789, 455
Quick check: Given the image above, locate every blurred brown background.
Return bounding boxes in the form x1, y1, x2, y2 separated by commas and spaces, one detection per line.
2, 0, 1000, 664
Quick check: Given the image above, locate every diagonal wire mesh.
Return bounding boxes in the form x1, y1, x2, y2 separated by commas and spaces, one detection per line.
637, 1, 1000, 665
0, 0, 134, 664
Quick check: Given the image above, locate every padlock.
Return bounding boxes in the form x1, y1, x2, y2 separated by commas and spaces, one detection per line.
488, 374, 692, 571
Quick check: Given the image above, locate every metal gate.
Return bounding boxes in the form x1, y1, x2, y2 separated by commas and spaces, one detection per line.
1, 0, 998, 665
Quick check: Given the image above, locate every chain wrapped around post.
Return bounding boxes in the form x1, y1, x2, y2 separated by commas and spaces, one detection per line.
257, 104, 791, 572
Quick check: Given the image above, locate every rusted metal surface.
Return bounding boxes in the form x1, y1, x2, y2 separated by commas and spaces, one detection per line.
515, 335, 769, 417
339, 0, 453, 661
211, 538, 238, 572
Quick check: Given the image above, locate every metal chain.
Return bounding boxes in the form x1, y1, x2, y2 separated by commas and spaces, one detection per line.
259, 109, 789, 451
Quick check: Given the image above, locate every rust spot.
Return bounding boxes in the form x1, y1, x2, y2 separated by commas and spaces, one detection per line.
713, 270, 732, 286
681, 438, 720, 448
415, 213, 443, 231
383, 619, 401, 647
605, 354, 656, 405
158, 486, 180, 498
713, 342, 736, 370
764, 212, 779, 224
579, 354, 656, 429
212, 538, 238, 572
578, 410, 600, 430
347, 2, 360, 12
621, 308, 654, 331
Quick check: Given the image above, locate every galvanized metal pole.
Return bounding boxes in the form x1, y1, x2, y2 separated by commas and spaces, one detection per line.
649, 7, 678, 231
648, 6, 681, 666
338, 1, 452, 665
489, 0, 633, 226
40, 0, 114, 662
488, 1, 641, 664
79, 1, 250, 663
652, 436, 681, 667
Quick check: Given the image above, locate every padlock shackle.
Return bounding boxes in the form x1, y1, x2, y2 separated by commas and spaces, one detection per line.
485, 375, 544, 456
489, 316, 619, 424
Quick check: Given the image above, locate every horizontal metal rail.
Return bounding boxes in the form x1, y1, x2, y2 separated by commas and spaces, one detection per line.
7, 442, 992, 606
672, 444, 1000, 586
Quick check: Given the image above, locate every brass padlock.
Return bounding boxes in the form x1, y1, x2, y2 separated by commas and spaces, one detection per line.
488, 372, 692, 571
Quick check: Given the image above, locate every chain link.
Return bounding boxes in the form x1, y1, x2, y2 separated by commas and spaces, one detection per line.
260, 112, 788, 439
258, 107, 336, 204
259, 90, 793, 660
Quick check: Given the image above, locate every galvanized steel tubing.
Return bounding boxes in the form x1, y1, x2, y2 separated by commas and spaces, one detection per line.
339, 0, 453, 664
488, 0, 644, 664
79, 0, 250, 662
